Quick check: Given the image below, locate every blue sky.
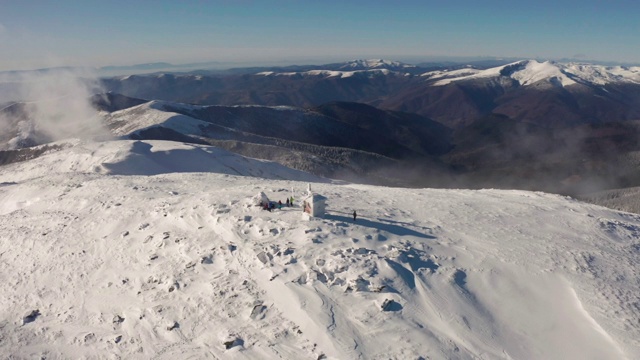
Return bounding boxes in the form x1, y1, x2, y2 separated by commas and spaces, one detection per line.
1, 0, 639, 71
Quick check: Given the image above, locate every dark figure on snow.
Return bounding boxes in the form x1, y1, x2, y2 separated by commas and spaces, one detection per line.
286, 198, 290, 207
353, 210, 357, 222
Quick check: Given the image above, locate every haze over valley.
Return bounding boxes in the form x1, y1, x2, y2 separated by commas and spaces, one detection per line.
3, 58, 640, 200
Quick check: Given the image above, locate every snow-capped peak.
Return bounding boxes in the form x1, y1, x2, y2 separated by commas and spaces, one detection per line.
427, 59, 640, 87
256, 68, 395, 78
253, 59, 415, 77
563, 63, 640, 85
509, 60, 576, 86
339, 59, 415, 70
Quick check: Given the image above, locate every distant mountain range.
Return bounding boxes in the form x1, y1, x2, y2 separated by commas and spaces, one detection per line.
101, 59, 640, 129
3, 59, 640, 195
94, 94, 453, 187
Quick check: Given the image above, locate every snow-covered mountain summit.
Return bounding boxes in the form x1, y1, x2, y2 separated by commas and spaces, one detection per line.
424, 59, 640, 87
253, 58, 640, 85
256, 59, 417, 77
336, 59, 416, 71
0, 139, 639, 359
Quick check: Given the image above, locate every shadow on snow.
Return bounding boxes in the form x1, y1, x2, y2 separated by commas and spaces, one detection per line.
325, 211, 436, 240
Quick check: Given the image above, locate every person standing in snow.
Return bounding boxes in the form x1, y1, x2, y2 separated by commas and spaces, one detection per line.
353, 210, 357, 222
286, 198, 290, 207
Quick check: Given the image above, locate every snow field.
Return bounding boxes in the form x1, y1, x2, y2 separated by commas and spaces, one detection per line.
0, 140, 638, 359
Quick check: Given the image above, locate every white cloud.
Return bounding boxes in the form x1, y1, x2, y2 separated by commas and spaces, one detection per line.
19, 68, 107, 142
0, 67, 110, 148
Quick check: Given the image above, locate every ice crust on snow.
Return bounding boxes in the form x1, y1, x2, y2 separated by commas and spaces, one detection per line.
0, 139, 639, 359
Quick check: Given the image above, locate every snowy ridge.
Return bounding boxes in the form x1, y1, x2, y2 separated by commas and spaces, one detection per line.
511, 60, 576, 86
0, 140, 325, 182
255, 59, 414, 77
420, 67, 482, 79
256, 68, 394, 78
426, 60, 640, 87
0, 139, 639, 359
103, 100, 303, 141
104, 100, 209, 137
338, 59, 415, 70
564, 63, 640, 85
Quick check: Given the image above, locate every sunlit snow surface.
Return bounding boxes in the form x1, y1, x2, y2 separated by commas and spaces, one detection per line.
0, 140, 639, 359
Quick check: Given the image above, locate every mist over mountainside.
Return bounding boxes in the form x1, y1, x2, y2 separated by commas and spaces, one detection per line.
444, 114, 640, 194
91, 92, 148, 113
2, 59, 640, 197
96, 97, 640, 196
2, 98, 640, 196
579, 186, 640, 214
0, 139, 639, 359
98, 99, 455, 188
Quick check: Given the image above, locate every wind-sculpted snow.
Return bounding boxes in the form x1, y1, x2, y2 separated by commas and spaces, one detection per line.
0, 140, 638, 359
